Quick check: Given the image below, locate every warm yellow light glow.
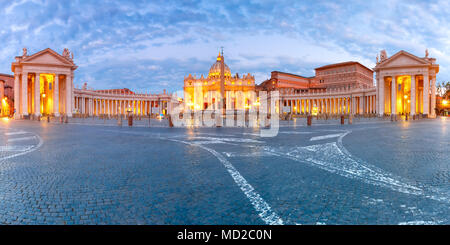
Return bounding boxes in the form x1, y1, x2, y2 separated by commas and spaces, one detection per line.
312, 106, 318, 116
443, 100, 449, 106
2, 117, 9, 122
404, 95, 407, 99
43, 94, 46, 98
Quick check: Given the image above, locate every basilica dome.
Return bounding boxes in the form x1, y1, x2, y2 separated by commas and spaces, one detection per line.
208, 53, 231, 78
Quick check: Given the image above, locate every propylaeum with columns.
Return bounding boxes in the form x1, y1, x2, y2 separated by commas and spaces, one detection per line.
12, 48, 77, 118
374, 50, 438, 118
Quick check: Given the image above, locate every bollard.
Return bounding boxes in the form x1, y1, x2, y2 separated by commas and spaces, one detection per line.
60, 116, 63, 123
348, 114, 353, 124
47, 116, 50, 123
340, 115, 344, 125
64, 115, 68, 123
128, 115, 133, 126
405, 114, 408, 121
37, 115, 41, 121
168, 115, 174, 128
307, 115, 312, 126
118, 115, 122, 127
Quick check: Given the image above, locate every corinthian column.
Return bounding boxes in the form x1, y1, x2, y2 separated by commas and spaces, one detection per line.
22, 73, 28, 116
423, 73, 429, 115
431, 76, 436, 117
66, 74, 73, 117
35, 73, 41, 116
391, 76, 397, 115
410, 75, 416, 116
54, 74, 59, 116
14, 73, 20, 118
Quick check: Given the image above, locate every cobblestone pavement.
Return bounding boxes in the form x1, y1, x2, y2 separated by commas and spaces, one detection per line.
0, 117, 448, 224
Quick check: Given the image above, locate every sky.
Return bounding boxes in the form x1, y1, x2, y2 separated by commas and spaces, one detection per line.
1, 0, 450, 93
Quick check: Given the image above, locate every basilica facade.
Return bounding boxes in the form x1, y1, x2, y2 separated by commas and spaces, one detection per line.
183, 52, 256, 111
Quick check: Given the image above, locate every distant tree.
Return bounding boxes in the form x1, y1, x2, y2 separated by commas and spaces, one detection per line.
443, 82, 450, 98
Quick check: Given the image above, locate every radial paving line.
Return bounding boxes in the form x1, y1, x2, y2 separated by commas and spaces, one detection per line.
7, 136, 37, 142
0, 133, 43, 161
101, 129, 285, 225
310, 133, 345, 141
169, 138, 284, 225
5, 131, 27, 136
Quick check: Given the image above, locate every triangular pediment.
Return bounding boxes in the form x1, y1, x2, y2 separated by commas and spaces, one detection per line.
377, 50, 428, 68
21, 48, 74, 66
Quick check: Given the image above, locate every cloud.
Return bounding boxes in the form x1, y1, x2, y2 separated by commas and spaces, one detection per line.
1, 0, 450, 93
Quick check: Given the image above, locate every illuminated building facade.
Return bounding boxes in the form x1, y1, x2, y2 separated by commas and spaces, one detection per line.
7, 48, 439, 121
183, 52, 256, 111
374, 50, 439, 117
0, 73, 14, 116
10, 48, 175, 118
260, 62, 377, 115
12, 48, 77, 118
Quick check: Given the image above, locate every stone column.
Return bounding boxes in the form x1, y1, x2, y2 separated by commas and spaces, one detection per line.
423, 73, 429, 115
88, 98, 91, 116
53, 75, 59, 116
378, 75, 384, 115
66, 74, 72, 117
83, 97, 86, 114
21, 73, 28, 116
352, 97, 356, 115
14, 73, 20, 118
410, 75, 416, 116
34, 73, 40, 116
431, 76, 436, 117
391, 76, 397, 115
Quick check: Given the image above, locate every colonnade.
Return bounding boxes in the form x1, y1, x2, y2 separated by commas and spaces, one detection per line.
281, 95, 376, 115
279, 87, 377, 115
73, 89, 173, 116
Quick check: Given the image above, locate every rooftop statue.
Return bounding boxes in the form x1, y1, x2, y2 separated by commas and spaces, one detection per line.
380, 50, 387, 61
22, 47, 27, 57
62, 48, 73, 60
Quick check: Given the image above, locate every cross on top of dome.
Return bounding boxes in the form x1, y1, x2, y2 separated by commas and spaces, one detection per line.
208, 51, 231, 78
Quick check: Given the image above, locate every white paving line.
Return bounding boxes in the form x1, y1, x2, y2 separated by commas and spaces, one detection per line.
0, 145, 33, 152
5, 131, 28, 136
310, 133, 344, 141
8, 136, 36, 142
0, 135, 43, 161
169, 138, 284, 225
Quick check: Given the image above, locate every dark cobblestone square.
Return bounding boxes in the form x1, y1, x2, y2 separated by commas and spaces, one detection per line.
0, 118, 448, 225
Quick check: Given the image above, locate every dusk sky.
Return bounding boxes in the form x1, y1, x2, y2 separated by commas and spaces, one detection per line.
1, 0, 450, 93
